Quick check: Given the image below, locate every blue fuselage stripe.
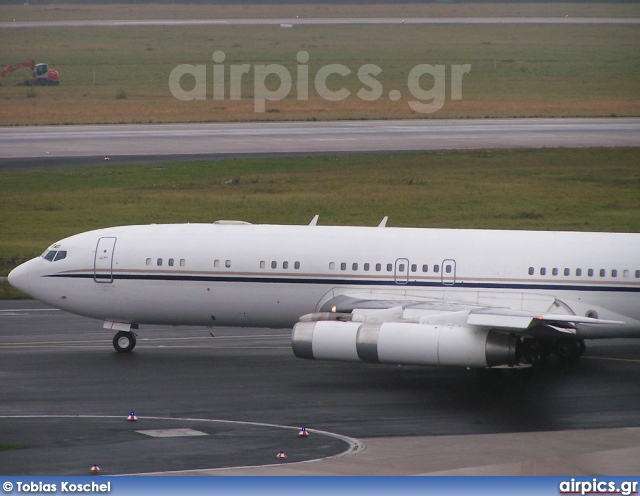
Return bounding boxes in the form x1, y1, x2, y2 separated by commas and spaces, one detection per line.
48, 272, 640, 293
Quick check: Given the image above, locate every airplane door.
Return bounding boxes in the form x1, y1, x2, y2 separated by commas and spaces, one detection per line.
394, 258, 409, 285
94, 237, 116, 283
441, 259, 456, 286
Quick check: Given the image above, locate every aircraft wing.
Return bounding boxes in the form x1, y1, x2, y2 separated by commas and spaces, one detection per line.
310, 293, 625, 337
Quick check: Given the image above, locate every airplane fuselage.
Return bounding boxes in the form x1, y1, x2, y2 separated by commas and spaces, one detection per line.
8, 222, 640, 364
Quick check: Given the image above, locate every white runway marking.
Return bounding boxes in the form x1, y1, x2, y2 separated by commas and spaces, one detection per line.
0, 308, 60, 313
1, 17, 639, 29
136, 428, 209, 438
0, 414, 365, 475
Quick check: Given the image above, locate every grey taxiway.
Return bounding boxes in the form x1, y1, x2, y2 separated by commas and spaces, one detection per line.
1, 301, 639, 475
2, 17, 639, 29
1, 118, 639, 170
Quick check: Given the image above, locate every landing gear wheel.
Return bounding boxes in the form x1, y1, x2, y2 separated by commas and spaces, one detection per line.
521, 338, 543, 366
113, 331, 137, 353
555, 340, 580, 363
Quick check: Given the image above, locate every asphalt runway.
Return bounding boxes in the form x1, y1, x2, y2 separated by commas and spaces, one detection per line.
2, 17, 639, 29
1, 300, 640, 475
1, 119, 639, 170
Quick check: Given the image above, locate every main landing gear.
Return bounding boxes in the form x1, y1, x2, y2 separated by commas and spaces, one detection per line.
521, 337, 586, 366
113, 331, 137, 353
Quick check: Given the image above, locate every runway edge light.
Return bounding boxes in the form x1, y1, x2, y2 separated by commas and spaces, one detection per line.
298, 427, 309, 437
127, 411, 138, 421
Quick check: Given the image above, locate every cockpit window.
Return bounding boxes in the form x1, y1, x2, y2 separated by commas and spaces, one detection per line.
42, 250, 68, 262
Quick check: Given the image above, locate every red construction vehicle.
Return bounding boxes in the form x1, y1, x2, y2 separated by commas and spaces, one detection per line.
0, 60, 59, 86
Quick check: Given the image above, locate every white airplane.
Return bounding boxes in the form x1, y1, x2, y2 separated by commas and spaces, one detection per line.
8, 218, 640, 368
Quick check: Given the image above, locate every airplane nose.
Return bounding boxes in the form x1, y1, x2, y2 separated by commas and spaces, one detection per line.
8, 260, 31, 295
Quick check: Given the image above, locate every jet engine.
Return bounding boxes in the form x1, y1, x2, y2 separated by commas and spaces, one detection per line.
292, 320, 520, 368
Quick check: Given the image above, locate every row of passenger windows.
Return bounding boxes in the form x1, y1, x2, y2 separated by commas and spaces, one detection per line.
257, 261, 449, 274
143, 258, 445, 274
144, 258, 450, 274
529, 267, 640, 278
329, 262, 445, 273
146, 258, 186, 267
142, 257, 638, 280
261, 261, 301, 270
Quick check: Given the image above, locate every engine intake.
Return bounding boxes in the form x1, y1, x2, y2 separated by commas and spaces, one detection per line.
292, 321, 519, 368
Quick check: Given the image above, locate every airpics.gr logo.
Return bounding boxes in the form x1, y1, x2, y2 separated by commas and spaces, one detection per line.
169, 50, 471, 113
559, 478, 639, 496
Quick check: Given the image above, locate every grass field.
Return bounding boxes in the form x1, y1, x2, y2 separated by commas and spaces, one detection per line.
1, 147, 639, 272
0, 20, 638, 123
2, 3, 640, 22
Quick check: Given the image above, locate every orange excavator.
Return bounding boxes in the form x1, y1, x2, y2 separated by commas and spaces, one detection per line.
0, 60, 59, 86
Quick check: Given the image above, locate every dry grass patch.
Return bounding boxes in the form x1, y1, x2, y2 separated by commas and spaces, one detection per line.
0, 23, 638, 124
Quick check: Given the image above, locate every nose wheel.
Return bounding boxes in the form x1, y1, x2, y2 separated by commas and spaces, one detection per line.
113, 331, 137, 353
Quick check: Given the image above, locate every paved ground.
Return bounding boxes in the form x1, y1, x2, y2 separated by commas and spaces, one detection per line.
2, 17, 639, 29
1, 301, 639, 475
1, 119, 639, 170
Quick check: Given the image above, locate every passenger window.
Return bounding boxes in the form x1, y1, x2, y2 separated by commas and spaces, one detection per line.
329, 262, 335, 270
294, 262, 300, 270
352, 263, 358, 271
376, 263, 381, 272
364, 263, 370, 271
44, 250, 57, 262
168, 258, 174, 267
180, 259, 185, 267
564, 268, 570, 276
225, 260, 231, 268
600, 269, 605, 277
528, 267, 534, 275
636, 270, 640, 278
157, 258, 163, 266
341, 263, 346, 271
540, 268, 546, 276
552, 268, 558, 276
422, 264, 428, 272
434, 265, 440, 273
445, 264, 452, 274
611, 269, 617, 277
623, 270, 629, 278
398, 264, 405, 272
260, 261, 266, 269
146, 258, 152, 266
576, 268, 582, 276
588, 269, 594, 277
54, 251, 67, 262
386, 264, 392, 272
271, 261, 277, 269
283, 261, 289, 269
214, 260, 220, 268
411, 264, 417, 272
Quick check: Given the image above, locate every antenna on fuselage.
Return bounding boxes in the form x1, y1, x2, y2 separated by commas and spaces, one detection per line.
309, 215, 319, 226
378, 216, 388, 228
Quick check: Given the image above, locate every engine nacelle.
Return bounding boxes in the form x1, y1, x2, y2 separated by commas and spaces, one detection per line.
292, 321, 519, 368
